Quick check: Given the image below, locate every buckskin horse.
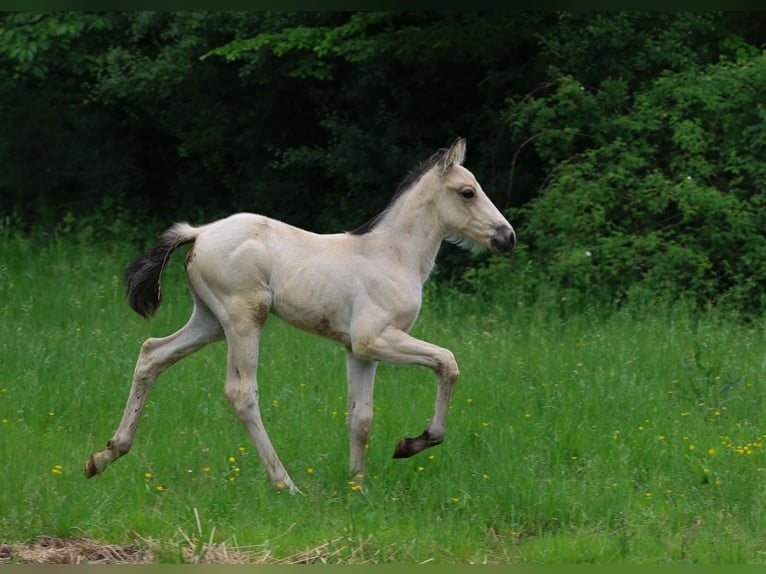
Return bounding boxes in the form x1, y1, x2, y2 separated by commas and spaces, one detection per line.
86, 138, 515, 493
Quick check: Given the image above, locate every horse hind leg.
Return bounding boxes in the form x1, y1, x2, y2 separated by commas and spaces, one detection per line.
222, 298, 299, 494
86, 303, 223, 477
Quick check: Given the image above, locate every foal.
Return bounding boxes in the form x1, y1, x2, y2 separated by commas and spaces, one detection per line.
86, 138, 515, 493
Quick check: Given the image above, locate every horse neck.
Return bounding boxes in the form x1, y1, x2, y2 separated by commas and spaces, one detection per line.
373, 181, 446, 282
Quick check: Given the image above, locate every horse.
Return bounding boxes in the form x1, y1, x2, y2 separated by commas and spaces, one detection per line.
85, 137, 515, 493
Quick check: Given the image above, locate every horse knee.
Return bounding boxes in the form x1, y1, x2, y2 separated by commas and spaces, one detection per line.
436, 350, 459, 384
347, 410, 373, 443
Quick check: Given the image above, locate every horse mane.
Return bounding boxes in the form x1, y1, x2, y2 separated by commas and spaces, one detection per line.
348, 148, 447, 236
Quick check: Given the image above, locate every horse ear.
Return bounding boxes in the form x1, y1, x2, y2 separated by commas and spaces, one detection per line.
439, 137, 467, 175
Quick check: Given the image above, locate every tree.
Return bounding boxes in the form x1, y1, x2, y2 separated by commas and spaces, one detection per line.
3, 11, 766, 313
1, 12, 546, 239
202, 11, 547, 231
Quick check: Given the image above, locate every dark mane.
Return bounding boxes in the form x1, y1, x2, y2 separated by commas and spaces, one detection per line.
348, 148, 447, 235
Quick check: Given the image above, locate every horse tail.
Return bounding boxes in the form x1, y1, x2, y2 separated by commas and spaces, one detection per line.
124, 222, 199, 319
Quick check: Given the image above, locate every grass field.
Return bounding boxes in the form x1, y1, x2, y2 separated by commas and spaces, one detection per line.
1, 234, 765, 563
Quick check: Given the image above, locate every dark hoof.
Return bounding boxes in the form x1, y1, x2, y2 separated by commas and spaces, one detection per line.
393, 437, 418, 459
85, 454, 100, 478
392, 430, 442, 459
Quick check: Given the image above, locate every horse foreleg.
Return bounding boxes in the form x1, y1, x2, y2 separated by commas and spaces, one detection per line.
353, 326, 460, 459
86, 306, 222, 477
345, 353, 377, 478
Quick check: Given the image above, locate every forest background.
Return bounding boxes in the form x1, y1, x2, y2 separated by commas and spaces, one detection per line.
2, 10, 766, 314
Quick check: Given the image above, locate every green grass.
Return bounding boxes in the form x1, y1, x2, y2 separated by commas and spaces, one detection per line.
1, 234, 765, 563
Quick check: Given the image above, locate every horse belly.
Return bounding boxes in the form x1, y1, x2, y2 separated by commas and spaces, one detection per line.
270, 265, 355, 347
272, 294, 352, 347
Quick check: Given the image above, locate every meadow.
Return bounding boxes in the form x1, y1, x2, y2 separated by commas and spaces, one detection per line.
1, 233, 764, 563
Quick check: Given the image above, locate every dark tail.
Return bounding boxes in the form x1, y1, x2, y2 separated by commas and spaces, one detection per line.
124, 223, 197, 319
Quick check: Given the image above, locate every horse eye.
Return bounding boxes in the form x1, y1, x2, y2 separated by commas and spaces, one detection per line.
460, 188, 476, 200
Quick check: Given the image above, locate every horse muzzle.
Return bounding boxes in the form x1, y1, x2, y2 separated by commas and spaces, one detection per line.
490, 225, 516, 254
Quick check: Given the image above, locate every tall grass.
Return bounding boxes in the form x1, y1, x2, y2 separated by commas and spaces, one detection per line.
1, 234, 764, 563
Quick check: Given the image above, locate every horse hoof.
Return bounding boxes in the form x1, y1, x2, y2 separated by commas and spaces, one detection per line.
392, 437, 417, 458
85, 454, 101, 478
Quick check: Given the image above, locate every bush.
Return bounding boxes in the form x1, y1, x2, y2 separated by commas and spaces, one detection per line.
499, 53, 766, 315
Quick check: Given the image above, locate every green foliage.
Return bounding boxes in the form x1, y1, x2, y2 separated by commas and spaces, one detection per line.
1, 11, 543, 235
502, 31, 766, 314
2, 11, 766, 313
0, 12, 111, 79
537, 12, 747, 91
203, 12, 543, 231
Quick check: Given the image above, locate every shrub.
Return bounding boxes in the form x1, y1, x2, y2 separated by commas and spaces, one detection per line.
501, 53, 766, 315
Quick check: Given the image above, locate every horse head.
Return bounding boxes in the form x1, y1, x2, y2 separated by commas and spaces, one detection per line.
433, 137, 516, 255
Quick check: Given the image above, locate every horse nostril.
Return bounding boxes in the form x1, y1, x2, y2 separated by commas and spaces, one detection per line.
490, 226, 515, 254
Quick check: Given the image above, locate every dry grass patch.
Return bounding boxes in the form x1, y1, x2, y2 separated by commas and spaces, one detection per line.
0, 537, 150, 564
0, 535, 368, 564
